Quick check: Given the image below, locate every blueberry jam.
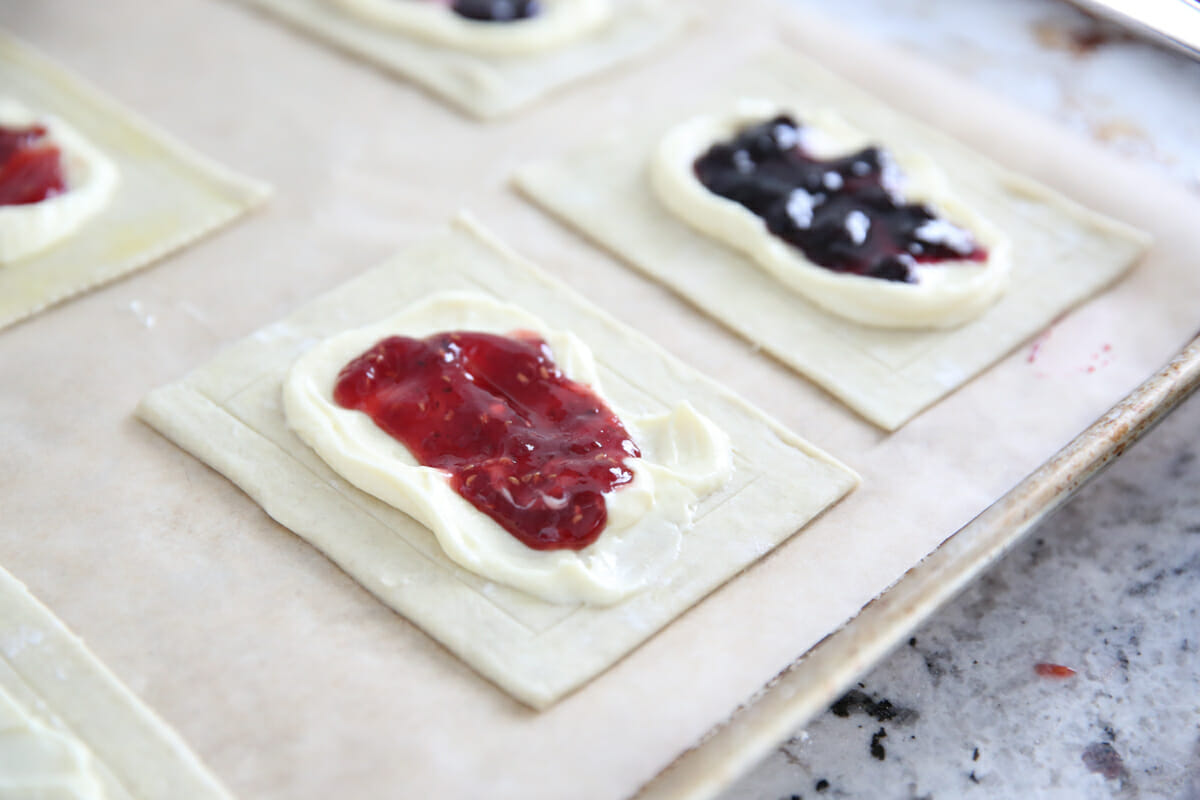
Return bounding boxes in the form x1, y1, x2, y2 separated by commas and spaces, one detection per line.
450, 0, 540, 22
333, 331, 639, 551
693, 115, 986, 283
0, 124, 65, 206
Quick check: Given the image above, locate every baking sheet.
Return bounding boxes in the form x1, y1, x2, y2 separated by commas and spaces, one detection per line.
1067, 0, 1200, 59
1, 1, 1199, 799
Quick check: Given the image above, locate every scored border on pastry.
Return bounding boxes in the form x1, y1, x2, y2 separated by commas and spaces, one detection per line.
231, 0, 687, 119
0, 34, 269, 333
0, 565, 234, 800
137, 213, 858, 708
513, 46, 1152, 430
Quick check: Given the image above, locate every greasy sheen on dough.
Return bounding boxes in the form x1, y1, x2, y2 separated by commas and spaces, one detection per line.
0, 97, 118, 264
330, 0, 612, 56
283, 292, 733, 605
650, 98, 1011, 329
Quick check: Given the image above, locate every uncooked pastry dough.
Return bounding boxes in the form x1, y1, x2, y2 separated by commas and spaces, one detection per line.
0, 565, 234, 800
0, 34, 269, 332
234, 0, 686, 119
514, 47, 1152, 430
0, 686, 107, 799
137, 213, 859, 707
650, 98, 1011, 329
331, 0, 611, 56
284, 292, 733, 605
0, 98, 119, 264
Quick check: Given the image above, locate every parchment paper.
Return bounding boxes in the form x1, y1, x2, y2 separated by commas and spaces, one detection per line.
1, 1, 1199, 799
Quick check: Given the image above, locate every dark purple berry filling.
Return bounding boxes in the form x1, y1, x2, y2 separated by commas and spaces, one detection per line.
693, 115, 987, 283
451, 0, 540, 22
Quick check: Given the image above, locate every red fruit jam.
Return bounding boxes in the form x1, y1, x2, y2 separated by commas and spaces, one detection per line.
693, 115, 987, 283
0, 124, 66, 206
333, 331, 639, 551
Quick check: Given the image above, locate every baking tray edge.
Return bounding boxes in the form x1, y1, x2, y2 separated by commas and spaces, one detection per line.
633, 331, 1200, 800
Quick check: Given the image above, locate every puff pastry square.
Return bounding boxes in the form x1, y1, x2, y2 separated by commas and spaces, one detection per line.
0, 565, 234, 800
514, 47, 1152, 430
232, 0, 686, 119
0, 34, 269, 333
137, 214, 858, 708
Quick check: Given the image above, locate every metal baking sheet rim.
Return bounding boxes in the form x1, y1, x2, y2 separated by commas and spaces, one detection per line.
634, 332, 1200, 800
1066, 0, 1200, 59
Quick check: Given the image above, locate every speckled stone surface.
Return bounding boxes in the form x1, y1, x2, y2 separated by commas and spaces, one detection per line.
723, 388, 1200, 798
722, 1, 1200, 798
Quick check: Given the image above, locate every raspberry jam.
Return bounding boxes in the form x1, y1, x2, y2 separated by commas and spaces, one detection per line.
693, 115, 987, 283
333, 331, 639, 551
450, 0, 540, 22
0, 124, 66, 206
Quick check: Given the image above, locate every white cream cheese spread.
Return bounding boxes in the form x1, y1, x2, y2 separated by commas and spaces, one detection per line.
650, 98, 1012, 329
330, 0, 612, 56
0, 98, 119, 265
283, 292, 733, 605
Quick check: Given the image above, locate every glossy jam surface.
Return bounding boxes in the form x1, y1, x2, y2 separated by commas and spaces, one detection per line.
450, 0, 540, 21
333, 331, 639, 551
693, 115, 986, 283
0, 124, 65, 206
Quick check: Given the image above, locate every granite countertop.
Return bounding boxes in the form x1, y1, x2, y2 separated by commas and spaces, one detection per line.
724, 1, 1200, 797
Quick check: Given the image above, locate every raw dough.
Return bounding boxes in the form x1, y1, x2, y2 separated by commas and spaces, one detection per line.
331, 0, 611, 56
0, 97, 119, 264
514, 46, 1152, 430
283, 292, 733, 605
0, 34, 269, 332
233, 0, 687, 119
0, 686, 106, 799
650, 97, 1011, 329
137, 213, 859, 708
0, 565, 234, 800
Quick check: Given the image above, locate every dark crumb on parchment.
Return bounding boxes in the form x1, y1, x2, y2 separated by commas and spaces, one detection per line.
815, 779, 830, 792
969, 770, 980, 784
870, 727, 888, 760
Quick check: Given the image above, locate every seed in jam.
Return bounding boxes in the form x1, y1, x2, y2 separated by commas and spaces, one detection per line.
450, 0, 540, 22
333, 331, 639, 551
693, 115, 987, 283
0, 124, 66, 206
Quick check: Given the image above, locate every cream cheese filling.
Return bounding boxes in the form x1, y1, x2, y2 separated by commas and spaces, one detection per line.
283, 292, 733, 605
330, 0, 612, 56
650, 98, 1012, 330
0, 98, 119, 265
0, 687, 107, 800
